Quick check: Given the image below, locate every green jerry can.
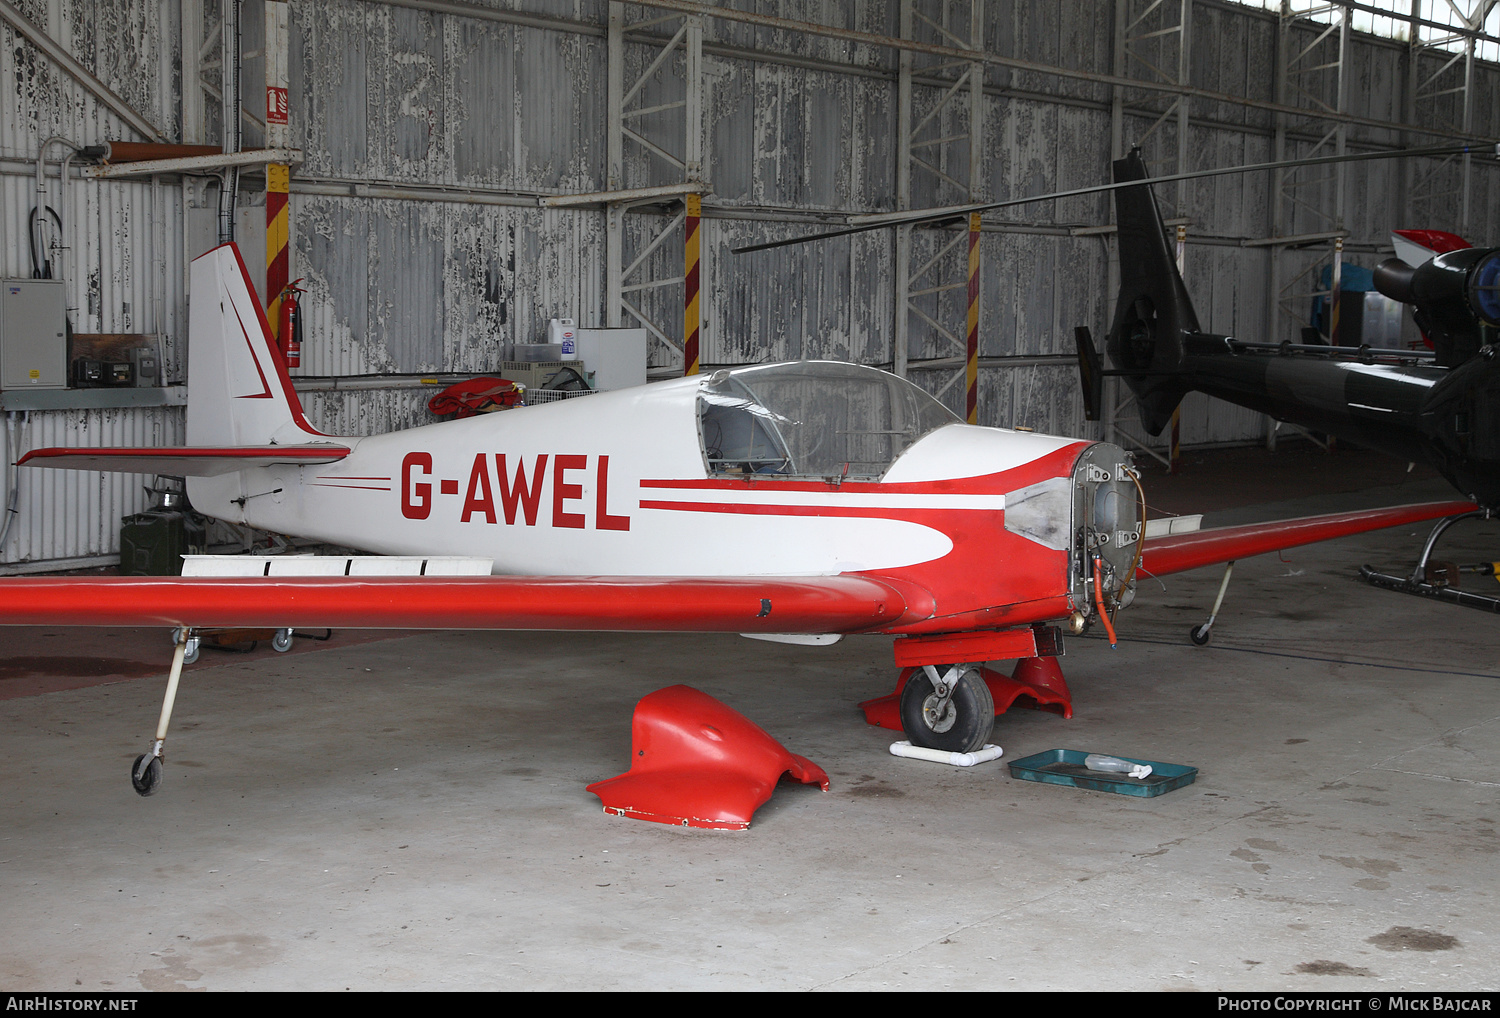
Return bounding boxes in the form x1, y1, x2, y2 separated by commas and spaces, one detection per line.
119, 491, 208, 576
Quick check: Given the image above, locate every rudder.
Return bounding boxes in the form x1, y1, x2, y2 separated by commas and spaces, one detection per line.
187, 243, 324, 446
1105, 149, 1200, 436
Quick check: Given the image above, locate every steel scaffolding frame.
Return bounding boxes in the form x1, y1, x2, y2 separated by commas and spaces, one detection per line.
895, 0, 984, 423
604, 1, 707, 377
181, 0, 223, 147
1404, 0, 1499, 233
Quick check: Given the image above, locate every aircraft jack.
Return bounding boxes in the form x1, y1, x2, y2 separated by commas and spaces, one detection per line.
859, 657, 1074, 736
132, 629, 193, 796
1360, 510, 1500, 614
587, 685, 829, 830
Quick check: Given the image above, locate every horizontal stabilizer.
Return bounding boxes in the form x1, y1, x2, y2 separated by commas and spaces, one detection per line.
18, 444, 350, 477
1139, 500, 1476, 578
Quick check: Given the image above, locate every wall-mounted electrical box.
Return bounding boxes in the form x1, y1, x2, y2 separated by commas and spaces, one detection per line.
1, 279, 68, 390
70, 334, 164, 389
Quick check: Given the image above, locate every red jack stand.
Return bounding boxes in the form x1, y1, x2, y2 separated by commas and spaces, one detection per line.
858, 657, 1073, 732
587, 685, 829, 830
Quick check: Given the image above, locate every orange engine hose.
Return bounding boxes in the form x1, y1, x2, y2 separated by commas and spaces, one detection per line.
1093, 555, 1118, 647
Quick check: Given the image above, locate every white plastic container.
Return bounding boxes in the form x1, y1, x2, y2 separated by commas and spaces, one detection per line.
547, 318, 578, 360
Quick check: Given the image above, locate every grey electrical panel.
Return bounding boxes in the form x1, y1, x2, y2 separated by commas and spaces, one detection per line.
1, 280, 68, 390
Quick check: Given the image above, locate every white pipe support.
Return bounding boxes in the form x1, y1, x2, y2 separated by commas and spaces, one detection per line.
889, 742, 1004, 768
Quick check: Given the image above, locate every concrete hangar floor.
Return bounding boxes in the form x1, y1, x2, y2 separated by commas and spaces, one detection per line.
0, 445, 1495, 992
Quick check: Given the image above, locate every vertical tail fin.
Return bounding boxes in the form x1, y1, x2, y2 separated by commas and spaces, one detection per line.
1074, 326, 1102, 421
1106, 149, 1200, 436
186, 243, 324, 446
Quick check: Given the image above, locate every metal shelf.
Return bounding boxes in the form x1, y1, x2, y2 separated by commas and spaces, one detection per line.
0, 386, 188, 411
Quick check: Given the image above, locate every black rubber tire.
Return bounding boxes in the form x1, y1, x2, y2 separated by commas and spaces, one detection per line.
898, 666, 995, 754
131, 754, 162, 797
1189, 624, 1212, 646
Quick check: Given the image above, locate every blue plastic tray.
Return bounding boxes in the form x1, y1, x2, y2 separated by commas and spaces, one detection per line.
1007, 749, 1197, 797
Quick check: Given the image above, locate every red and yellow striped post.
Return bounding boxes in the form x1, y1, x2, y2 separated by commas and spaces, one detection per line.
265, 0, 290, 357
266, 162, 289, 345
965, 212, 980, 424
684, 194, 701, 376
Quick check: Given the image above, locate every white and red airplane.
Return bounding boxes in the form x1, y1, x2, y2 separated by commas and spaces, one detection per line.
4, 244, 1473, 793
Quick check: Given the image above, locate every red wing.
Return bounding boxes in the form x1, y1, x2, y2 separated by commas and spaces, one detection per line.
1139, 500, 1475, 578
17, 445, 351, 477
0, 574, 913, 633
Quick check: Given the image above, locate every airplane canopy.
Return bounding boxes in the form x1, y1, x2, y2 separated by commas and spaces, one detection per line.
697, 361, 959, 480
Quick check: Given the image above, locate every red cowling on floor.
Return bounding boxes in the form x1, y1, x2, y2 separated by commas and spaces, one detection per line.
586, 685, 829, 830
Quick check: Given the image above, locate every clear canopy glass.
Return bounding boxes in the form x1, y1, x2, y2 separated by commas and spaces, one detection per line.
696, 361, 960, 480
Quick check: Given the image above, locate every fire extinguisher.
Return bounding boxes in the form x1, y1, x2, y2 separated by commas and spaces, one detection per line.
277, 278, 306, 368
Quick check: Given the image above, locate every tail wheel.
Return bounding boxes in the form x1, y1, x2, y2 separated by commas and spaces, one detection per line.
898, 665, 995, 754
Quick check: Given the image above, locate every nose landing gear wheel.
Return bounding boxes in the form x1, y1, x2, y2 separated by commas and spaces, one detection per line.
131, 754, 162, 797
898, 665, 995, 754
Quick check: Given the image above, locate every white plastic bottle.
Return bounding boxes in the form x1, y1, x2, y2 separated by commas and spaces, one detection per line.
1084, 754, 1153, 779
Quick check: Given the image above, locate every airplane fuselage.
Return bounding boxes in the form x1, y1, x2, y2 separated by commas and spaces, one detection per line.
189, 373, 1139, 637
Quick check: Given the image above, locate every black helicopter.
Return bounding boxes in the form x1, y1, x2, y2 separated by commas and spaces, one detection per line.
1081, 148, 1499, 612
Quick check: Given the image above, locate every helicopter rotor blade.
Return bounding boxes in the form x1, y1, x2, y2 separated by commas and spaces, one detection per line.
731, 143, 1488, 255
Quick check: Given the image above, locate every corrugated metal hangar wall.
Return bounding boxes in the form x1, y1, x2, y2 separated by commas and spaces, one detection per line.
2, 0, 1498, 571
